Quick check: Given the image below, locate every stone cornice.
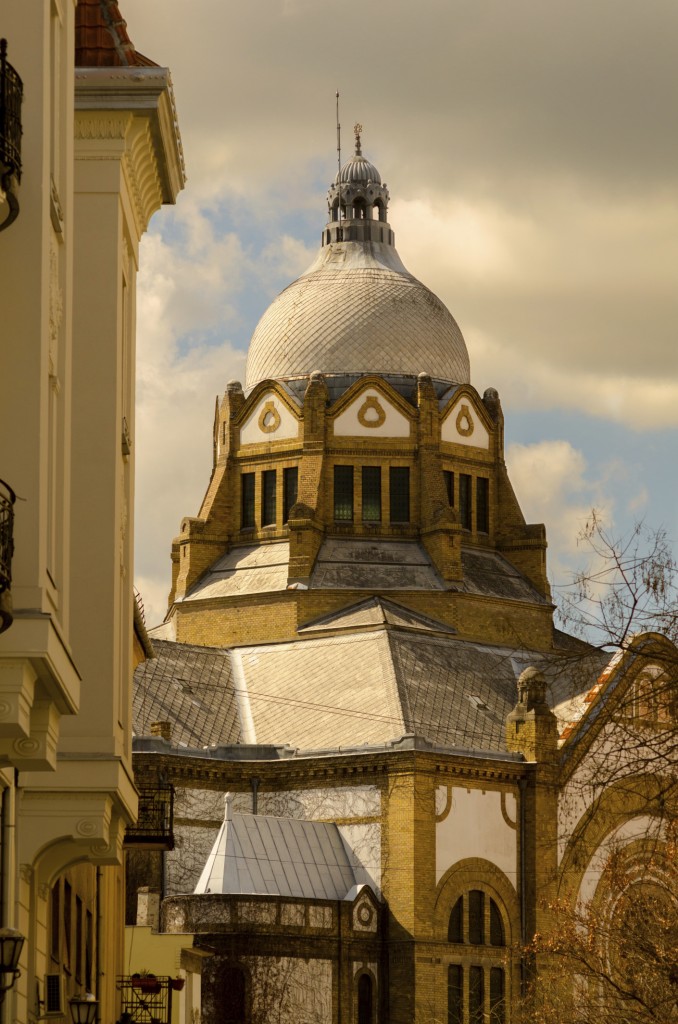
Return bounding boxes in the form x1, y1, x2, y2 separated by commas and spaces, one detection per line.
133, 744, 529, 792
74, 66, 185, 220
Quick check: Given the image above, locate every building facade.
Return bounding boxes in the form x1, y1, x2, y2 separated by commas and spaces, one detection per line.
128, 137, 676, 1022
0, 3, 183, 1022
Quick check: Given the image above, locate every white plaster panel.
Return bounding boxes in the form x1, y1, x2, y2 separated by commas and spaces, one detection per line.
240, 392, 299, 445
333, 388, 411, 437
441, 398, 490, 449
435, 786, 517, 887
339, 823, 382, 898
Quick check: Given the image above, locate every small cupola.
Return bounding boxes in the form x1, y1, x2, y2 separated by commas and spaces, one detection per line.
325, 124, 392, 245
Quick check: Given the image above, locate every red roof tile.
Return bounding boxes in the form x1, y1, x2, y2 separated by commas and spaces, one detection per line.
75, 0, 158, 68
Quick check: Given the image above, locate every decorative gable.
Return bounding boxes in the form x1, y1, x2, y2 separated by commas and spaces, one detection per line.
240, 391, 299, 445
441, 396, 490, 449
333, 387, 411, 438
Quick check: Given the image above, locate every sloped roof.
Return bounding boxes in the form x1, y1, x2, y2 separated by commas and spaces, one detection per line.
75, 0, 158, 68
134, 609, 602, 756
195, 808, 357, 900
185, 543, 290, 601
133, 639, 240, 749
458, 549, 549, 604
310, 539, 443, 591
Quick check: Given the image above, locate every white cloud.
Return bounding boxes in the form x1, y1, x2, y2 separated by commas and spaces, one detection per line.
505, 440, 614, 588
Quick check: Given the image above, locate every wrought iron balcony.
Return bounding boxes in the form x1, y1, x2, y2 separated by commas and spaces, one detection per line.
0, 480, 15, 634
0, 38, 23, 231
117, 976, 182, 1024
125, 781, 174, 850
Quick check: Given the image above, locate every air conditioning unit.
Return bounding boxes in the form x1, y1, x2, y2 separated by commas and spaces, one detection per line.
43, 974, 65, 1017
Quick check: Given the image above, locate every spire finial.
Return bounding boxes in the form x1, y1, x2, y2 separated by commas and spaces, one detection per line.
354, 123, 363, 156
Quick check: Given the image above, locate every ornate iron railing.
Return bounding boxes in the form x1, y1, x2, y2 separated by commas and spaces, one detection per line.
117, 976, 178, 1024
0, 480, 15, 596
125, 781, 174, 850
0, 38, 23, 231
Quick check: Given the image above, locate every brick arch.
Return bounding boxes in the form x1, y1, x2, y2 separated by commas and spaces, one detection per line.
433, 857, 519, 946
558, 773, 669, 902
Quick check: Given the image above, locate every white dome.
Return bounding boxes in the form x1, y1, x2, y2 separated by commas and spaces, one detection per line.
245, 240, 470, 388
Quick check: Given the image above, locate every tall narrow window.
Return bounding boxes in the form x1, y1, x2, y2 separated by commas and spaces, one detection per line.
334, 466, 354, 521
241, 472, 255, 529
459, 474, 472, 530
63, 880, 72, 968
448, 965, 463, 1024
85, 911, 93, 990
362, 466, 381, 522
262, 470, 276, 527
75, 896, 83, 982
443, 470, 454, 506
389, 466, 410, 523
477, 477, 489, 534
469, 965, 484, 1024
283, 467, 298, 524
468, 889, 484, 945
51, 883, 60, 961
357, 974, 373, 1024
448, 896, 463, 943
490, 899, 504, 946
490, 966, 505, 1024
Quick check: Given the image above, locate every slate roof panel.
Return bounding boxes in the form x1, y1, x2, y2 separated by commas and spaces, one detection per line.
133, 639, 239, 749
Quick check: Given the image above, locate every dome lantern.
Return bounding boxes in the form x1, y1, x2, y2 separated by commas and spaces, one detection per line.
325, 124, 391, 244
245, 131, 471, 391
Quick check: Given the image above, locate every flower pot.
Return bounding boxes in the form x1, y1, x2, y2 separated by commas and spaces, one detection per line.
171, 979, 185, 992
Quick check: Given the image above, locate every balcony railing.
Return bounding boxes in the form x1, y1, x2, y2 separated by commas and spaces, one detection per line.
117, 976, 179, 1024
0, 480, 15, 634
0, 38, 23, 231
125, 781, 174, 850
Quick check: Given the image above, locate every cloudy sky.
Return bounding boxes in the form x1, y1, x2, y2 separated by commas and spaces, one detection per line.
124, 0, 678, 628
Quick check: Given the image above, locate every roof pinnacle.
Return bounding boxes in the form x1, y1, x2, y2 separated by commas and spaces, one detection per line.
354, 123, 363, 156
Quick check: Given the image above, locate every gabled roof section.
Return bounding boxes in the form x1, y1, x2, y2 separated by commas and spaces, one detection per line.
298, 596, 457, 637
75, 0, 159, 67
133, 639, 240, 749
328, 373, 417, 422
195, 808, 357, 900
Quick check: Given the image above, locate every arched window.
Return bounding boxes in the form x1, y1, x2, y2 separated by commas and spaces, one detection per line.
357, 973, 373, 1024
448, 891, 507, 1023
353, 197, 366, 219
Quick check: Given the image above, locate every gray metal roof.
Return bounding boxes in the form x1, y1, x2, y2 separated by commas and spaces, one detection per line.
133, 639, 240, 748
195, 806, 357, 900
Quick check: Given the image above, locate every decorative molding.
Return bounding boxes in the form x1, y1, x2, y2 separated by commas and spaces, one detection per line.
75, 819, 99, 837
258, 401, 281, 434
357, 396, 386, 429
19, 864, 33, 883
75, 114, 130, 140
455, 403, 474, 437
38, 883, 50, 901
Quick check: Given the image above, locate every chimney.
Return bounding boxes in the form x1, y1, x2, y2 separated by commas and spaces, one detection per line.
150, 721, 172, 742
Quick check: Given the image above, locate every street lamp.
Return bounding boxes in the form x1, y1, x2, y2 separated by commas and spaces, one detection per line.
69, 993, 98, 1024
0, 927, 25, 1000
